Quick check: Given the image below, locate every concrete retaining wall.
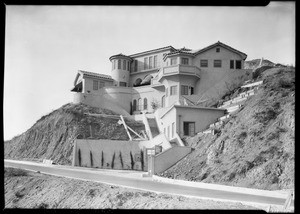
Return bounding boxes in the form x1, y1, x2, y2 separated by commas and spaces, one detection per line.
153, 146, 192, 174
139, 133, 172, 151
73, 139, 147, 171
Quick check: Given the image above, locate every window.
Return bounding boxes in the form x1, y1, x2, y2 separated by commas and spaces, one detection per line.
154, 55, 157, 68
123, 60, 126, 70
170, 85, 177, 95
181, 85, 189, 95
149, 56, 153, 69
183, 122, 195, 136
236, 60, 242, 69
134, 60, 138, 72
133, 99, 137, 111
190, 87, 194, 95
93, 80, 98, 90
230, 60, 235, 69
181, 58, 189, 65
99, 81, 105, 88
143, 98, 147, 110
165, 88, 168, 97
119, 82, 127, 87
138, 98, 142, 111
127, 61, 130, 71
144, 57, 148, 70
112, 61, 115, 70
200, 60, 208, 67
172, 122, 175, 138
161, 95, 165, 108
118, 59, 121, 69
216, 48, 220, 52
171, 58, 177, 65
214, 60, 222, 67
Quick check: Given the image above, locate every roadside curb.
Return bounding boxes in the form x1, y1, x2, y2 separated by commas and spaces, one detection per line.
152, 175, 288, 199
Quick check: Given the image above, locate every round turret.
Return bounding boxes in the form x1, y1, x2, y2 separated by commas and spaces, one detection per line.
109, 54, 132, 87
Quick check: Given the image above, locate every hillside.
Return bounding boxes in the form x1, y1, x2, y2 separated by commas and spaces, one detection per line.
4, 103, 145, 165
244, 58, 275, 69
160, 66, 295, 191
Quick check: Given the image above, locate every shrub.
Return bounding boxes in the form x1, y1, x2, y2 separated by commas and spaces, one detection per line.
254, 108, 278, 125
101, 151, 104, 167
279, 78, 294, 89
36, 203, 49, 209
90, 151, 93, 167
130, 151, 134, 170
15, 191, 24, 199
78, 149, 81, 166
111, 152, 116, 169
119, 152, 124, 169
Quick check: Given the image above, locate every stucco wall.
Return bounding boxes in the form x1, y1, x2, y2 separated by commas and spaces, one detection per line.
176, 106, 226, 137
139, 133, 172, 151
153, 146, 192, 174
83, 77, 113, 95
73, 92, 130, 116
160, 107, 177, 140
74, 139, 147, 171
103, 87, 132, 113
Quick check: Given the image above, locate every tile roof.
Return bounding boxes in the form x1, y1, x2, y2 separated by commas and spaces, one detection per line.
109, 53, 133, 61
128, 45, 176, 57
79, 70, 113, 80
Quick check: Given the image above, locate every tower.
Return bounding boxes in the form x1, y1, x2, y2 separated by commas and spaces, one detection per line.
109, 54, 132, 87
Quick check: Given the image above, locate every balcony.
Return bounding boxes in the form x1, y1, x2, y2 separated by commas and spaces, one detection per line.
157, 64, 201, 81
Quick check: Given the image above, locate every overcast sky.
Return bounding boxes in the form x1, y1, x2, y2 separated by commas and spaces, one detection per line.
4, 3, 295, 140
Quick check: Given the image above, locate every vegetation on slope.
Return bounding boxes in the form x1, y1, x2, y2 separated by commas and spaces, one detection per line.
4, 103, 145, 165
160, 66, 295, 190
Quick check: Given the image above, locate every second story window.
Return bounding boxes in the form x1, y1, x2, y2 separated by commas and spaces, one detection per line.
200, 60, 208, 67
181, 58, 189, 65
144, 57, 148, 70
99, 81, 105, 88
230, 60, 234, 69
190, 87, 194, 95
236, 60, 242, 69
170, 85, 177, 95
154, 55, 157, 68
127, 61, 130, 71
118, 59, 121, 69
171, 58, 177, 65
123, 60, 126, 70
181, 85, 188, 95
216, 48, 220, 52
214, 60, 222, 68
134, 60, 138, 72
93, 80, 98, 90
149, 56, 153, 69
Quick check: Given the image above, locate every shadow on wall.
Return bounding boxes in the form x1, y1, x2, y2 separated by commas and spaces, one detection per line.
74, 139, 147, 171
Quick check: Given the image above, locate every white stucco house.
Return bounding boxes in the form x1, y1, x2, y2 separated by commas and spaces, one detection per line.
71, 41, 252, 140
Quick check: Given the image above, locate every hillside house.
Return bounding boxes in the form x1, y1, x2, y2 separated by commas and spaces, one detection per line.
71, 41, 252, 140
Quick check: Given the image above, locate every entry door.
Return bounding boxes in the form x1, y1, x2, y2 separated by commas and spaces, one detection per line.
183, 122, 195, 136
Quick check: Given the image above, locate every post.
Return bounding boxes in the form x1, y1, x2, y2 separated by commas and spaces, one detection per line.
72, 141, 77, 166
120, 115, 133, 141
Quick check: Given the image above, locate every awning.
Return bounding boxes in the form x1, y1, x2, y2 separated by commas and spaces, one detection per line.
71, 81, 83, 92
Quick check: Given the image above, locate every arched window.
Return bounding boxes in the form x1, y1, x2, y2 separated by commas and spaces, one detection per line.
118, 59, 121, 69
138, 98, 142, 111
143, 98, 147, 110
134, 78, 142, 87
133, 99, 137, 111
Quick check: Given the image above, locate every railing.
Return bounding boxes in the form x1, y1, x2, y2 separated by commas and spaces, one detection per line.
161, 65, 201, 79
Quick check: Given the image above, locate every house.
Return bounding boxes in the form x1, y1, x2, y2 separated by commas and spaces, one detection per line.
71, 41, 252, 140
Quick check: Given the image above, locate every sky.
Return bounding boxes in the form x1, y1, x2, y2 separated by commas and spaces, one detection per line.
4, 3, 295, 141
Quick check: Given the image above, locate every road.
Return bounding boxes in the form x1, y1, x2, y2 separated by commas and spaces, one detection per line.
5, 159, 290, 207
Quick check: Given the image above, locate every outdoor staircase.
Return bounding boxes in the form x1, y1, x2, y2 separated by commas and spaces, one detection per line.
200, 80, 263, 135
147, 118, 160, 138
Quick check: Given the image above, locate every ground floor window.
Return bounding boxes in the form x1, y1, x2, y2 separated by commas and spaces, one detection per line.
119, 82, 127, 87
183, 122, 195, 136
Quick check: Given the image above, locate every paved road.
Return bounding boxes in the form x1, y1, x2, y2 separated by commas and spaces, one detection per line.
5, 159, 290, 207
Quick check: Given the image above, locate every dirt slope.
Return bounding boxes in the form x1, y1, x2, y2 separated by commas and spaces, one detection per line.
160, 67, 295, 191
244, 58, 275, 69
4, 167, 258, 209
4, 103, 145, 165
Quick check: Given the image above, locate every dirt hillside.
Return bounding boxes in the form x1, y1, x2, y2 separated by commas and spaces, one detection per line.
4, 103, 145, 165
160, 66, 295, 191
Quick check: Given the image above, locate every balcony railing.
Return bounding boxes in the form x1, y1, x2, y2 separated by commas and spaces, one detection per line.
161, 64, 201, 79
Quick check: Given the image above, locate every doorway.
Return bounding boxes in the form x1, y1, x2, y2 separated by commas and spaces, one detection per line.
183, 122, 195, 136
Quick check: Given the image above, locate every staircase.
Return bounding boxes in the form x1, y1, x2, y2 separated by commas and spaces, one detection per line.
147, 118, 160, 138
200, 80, 263, 135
